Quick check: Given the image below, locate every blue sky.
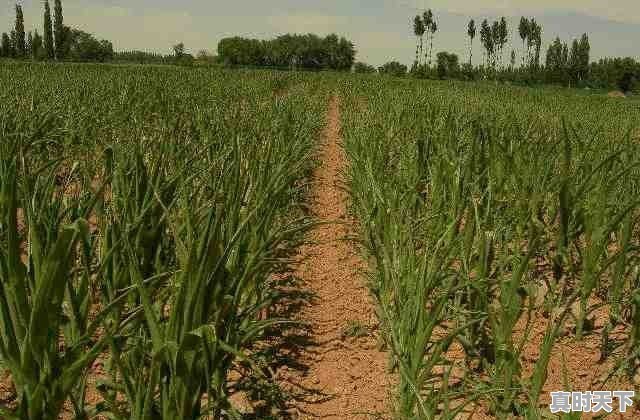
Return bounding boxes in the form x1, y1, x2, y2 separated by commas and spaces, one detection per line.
2, 1, 639, 66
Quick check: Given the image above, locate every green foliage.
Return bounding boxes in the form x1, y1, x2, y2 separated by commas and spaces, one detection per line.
64, 28, 114, 62
0, 33, 10, 58
340, 76, 640, 419
436, 51, 460, 79
568, 34, 590, 84
43, 0, 54, 59
0, 62, 329, 419
26, 31, 33, 57
378, 61, 407, 77
590, 57, 640, 92
113, 50, 172, 64
546, 37, 569, 84
354, 62, 376, 74
31, 30, 44, 60
413, 15, 426, 64
54, 0, 64, 59
467, 19, 476, 65
14, 5, 25, 58
218, 33, 356, 71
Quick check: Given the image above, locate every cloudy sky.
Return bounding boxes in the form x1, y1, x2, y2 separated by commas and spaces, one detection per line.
2, 1, 639, 66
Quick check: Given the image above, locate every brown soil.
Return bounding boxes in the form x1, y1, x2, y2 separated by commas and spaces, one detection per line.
279, 96, 394, 419
608, 91, 627, 98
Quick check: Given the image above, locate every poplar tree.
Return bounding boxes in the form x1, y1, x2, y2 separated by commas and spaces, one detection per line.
44, 0, 55, 59
0, 33, 8, 57
54, 0, 64, 59
10, 30, 17, 57
467, 19, 476, 65
32, 30, 43, 59
490, 20, 500, 68
413, 15, 425, 66
498, 17, 508, 69
569, 33, 590, 83
422, 9, 433, 65
428, 19, 437, 66
518, 17, 529, 67
480, 19, 491, 67
530, 20, 542, 69
578, 33, 590, 75
27, 31, 33, 58
15, 4, 26, 57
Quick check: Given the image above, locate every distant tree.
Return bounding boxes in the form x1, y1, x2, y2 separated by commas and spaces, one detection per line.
618, 72, 636, 93
114, 50, 170, 65
32, 30, 43, 59
467, 19, 476, 65
196, 49, 216, 64
336, 37, 355, 70
569, 39, 580, 80
436, 51, 460, 79
568, 33, 590, 84
218, 37, 264, 66
590, 57, 640, 92
354, 62, 376, 73
26, 31, 33, 58
218, 34, 355, 71
578, 33, 590, 78
15, 4, 26, 57
323, 34, 355, 70
54, 0, 65, 59
546, 37, 560, 69
524, 18, 542, 69
173, 42, 185, 59
64, 28, 113, 61
0, 33, 9, 58
324, 33, 339, 68
428, 19, 438, 67
480, 19, 493, 68
413, 15, 425, 66
490, 21, 500, 68
531, 20, 542, 69
546, 37, 569, 84
498, 17, 508, 69
9, 30, 17, 58
518, 17, 529, 67
378, 61, 407, 77
43, 0, 54, 59
422, 9, 433, 65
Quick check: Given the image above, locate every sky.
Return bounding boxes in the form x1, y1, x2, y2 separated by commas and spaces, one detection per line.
2, 1, 639, 66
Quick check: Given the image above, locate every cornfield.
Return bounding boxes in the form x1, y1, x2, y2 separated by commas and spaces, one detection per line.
0, 62, 328, 419
341, 77, 640, 418
1, 62, 640, 419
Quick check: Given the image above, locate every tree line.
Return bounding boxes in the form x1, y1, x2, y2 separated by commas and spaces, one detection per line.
217, 34, 356, 71
0, 1, 113, 62
373, 9, 639, 92
1, 3, 638, 91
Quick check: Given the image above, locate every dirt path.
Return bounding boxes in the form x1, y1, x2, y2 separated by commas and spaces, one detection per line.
281, 96, 393, 419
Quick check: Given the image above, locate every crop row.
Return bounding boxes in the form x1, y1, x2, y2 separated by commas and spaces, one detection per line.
0, 63, 328, 419
341, 77, 640, 419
